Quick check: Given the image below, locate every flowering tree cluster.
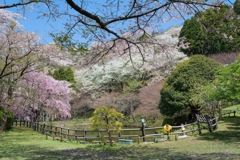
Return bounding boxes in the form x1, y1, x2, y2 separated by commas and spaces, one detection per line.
21, 72, 71, 121
75, 27, 187, 99
0, 9, 73, 131
1, 72, 71, 122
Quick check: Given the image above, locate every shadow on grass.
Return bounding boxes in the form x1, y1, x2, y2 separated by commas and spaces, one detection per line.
0, 146, 227, 160
1, 120, 240, 160
197, 116, 240, 144
1, 142, 239, 160
198, 130, 240, 143
221, 116, 240, 124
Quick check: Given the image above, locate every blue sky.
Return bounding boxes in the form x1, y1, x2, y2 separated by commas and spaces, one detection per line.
5, 1, 186, 44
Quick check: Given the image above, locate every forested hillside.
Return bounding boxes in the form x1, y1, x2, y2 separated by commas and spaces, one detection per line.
71, 26, 188, 119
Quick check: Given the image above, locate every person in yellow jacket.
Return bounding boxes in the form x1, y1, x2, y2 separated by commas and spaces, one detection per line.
164, 124, 172, 133
164, 124, 172, 140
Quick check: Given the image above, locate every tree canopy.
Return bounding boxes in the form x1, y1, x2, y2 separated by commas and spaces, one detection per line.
212, 56, 240, 101
159, 55, 221, 118
0, 0, 225, 64
89, 106, 124, 146
0, 9, 73, 131
179, 4, 240, 56
48, 67, 77, 89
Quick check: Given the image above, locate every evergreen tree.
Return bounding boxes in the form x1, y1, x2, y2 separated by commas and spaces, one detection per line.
179, 4, 240, 56
49, 67, 76, 89
159, 55, 221, 118
234, 0, 240, 14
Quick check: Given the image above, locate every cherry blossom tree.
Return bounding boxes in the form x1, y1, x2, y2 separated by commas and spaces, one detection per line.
0, 0, 225, 64
16, 72, 71, 121
0, 9, 73, 131
75, 26, 187, 99
0, 72, 71, 130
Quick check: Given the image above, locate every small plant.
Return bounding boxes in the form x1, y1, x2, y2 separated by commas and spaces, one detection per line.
89, 106, 124, 146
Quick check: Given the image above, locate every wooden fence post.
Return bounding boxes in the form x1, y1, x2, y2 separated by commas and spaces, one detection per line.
141, 118, 146, 142
33, 122, 35, 131
74, 128, 77, 141
206, 116, 213, 133
84, 128, 86, 141
167, 133, 170, 140
97, 129, 101, 138
197, 121, 202, 135
40, 124, 42, 133
46, 125, 48, 140
214, 117, 218, 130
118, 131, 122, 138
50, 125, 52, 135
76, 136, 78, 144
36, 123, 39, 132
181, 124, 186, 136
66, 128, 69, 140
60, 127, 62, 137
54, 127, 57, 137
42, 124, 45, 134
195, 114, 202, 135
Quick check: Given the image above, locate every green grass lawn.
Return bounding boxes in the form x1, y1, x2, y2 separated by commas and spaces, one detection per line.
1, 109, 240, 160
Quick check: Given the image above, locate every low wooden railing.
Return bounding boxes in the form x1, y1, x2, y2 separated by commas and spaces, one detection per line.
221, 110, 236, 117
12, 116, 217, 143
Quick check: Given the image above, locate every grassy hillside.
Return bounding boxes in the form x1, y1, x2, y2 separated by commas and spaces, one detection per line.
0, 107, 239, 160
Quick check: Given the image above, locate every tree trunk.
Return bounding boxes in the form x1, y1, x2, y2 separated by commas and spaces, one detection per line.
0, 81, 14, 132
107, 129, 113, 146
0, 110, 9, 132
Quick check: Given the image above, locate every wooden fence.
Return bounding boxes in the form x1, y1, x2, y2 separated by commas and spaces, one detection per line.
12, 115, 218, 144
221, 110, 237, 117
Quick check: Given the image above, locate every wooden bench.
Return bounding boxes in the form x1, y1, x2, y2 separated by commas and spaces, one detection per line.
91, 141, 101, 144
154, 137, 168, 142
118, 139, 133, 144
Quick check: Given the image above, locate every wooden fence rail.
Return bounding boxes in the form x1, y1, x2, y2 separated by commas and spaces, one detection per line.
221, 110, 236, 117
12, 116, 217, 143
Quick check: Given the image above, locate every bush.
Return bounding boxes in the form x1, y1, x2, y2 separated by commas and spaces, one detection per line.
159, 55, 221, 117
0, 106, 13, 130
161, 118, 174, 126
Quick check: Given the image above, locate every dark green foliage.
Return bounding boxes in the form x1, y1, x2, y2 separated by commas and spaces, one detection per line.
122, 79, 145, 93
5, 112, 13, 130
0, 106, 13, 130
161, 118, 174, 126
161, 114, 190, 126
48, 67, 77, 89
179, 18, 205, 56
138, 32, 150, 41
234, 0, 240, 14
159, 55, 221, 117
179, 4, 240, 56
